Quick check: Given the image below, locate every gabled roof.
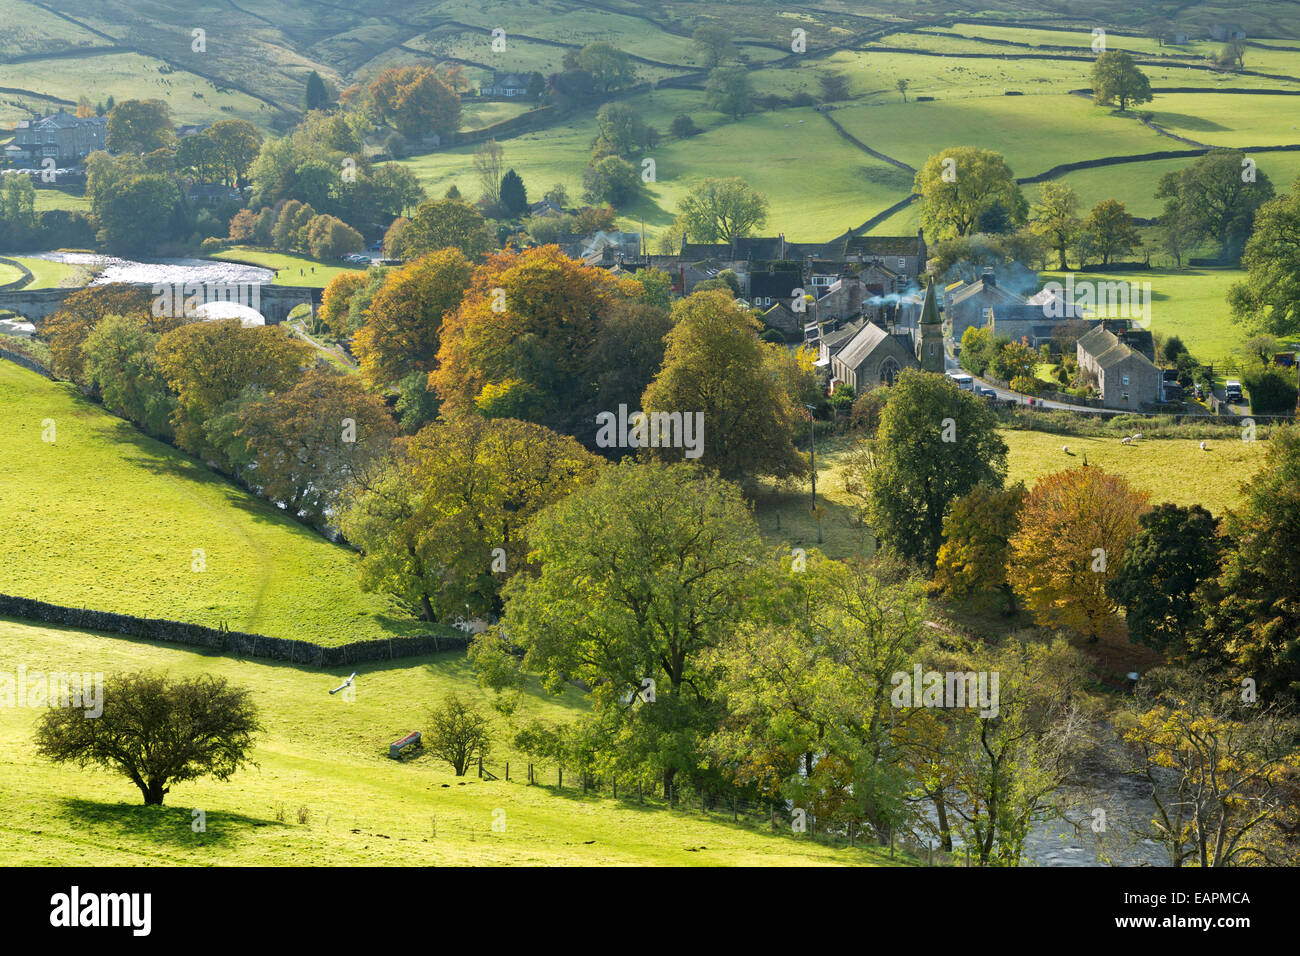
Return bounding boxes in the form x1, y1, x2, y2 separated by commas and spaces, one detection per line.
821, 320, 866, 353
836, 322, 892, 370
844, 234, 926, 258
947, 277, 1026, 308
1078, 327, 1156, 370
750, 269, 802, 299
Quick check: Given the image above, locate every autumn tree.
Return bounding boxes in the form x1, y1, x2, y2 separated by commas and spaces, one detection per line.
641, 289, 808, 485
432, 245, 630, 434
1009, 466, 1151, 642
353, 247, 473, 390
318, 270, 369, 335
339, 416, 601, 621
1118, 666, 1300, 866
1091, 50, 1153, 111
844, 369, 1009, 568
674, 177, 769, 242
40, 284, 158, 383
368, 64, 461, 139
915, 147, 1026, 239
934, 482, 1027, 613
219, 366, 398, 527
155, 320, 313, 466
35, 672, 259, 806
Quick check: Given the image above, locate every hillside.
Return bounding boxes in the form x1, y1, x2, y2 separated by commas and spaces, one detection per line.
0, 616, 910, 865
0, 360, 423, 644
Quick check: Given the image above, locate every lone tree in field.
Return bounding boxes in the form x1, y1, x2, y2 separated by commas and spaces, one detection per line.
426, 693, 492, 776
35, 672, 260, 806
914, 147, 1025, 239
674, 176, 768, 242
1091, 50, 1153, 112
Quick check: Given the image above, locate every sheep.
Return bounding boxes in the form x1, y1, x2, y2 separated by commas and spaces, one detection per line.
1062, 445, 1070, 454
1121, 436, 1132, 445
1132, 432, 1143, 441
1200, 441, 1207, 451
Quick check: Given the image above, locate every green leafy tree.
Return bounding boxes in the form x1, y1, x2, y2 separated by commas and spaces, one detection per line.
106, 99, 175, 153
493, 460, 761, 799
705, 66, 752, 119
581, 155, 642, 207
35, 672, 259, 806
674, 177, 768, 242
935, 482, 1027, 613
1228, 181, 1300, 335
692, 23, 736, 67
81, 313, 174, 438
1107, 504, 1222, 652
1085, 198, 1142, 265
574, 42, 635, 92
339, 416, 602, 622
305, 70, 331, 111
915, 147, 1025, 239
1198, 426, 1300, 704
499, 168, 527, 217
425, 694, 492, 775
1157, 149, 1274, 260
591, 103, 647, 159
1091, 50, 1153, 111
845, 369, 1008, 568
95, 174, 181, 255
1032, 182, 1081, 270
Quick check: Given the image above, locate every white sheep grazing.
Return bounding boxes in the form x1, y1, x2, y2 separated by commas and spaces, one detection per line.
1200, 441, 1207, 451
1132, 432, 1143, 441
1121, 436, 1131, 445
1062, 445, 1069, 453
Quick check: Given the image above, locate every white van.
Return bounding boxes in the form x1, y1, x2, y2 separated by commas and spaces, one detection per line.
946, 371, 974, 391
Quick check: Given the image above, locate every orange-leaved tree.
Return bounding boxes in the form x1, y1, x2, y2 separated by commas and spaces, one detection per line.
1009, 466, 1150, 641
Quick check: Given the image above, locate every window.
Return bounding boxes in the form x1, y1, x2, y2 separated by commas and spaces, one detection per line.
897, 257, 906, 270
1121, 375, 1129, 386
1122, 391, 1130, 402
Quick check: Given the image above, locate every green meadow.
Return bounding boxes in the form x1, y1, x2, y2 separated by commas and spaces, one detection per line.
212, 247, 369, 287
0, 617, 907, 865
0, 361, 421, 644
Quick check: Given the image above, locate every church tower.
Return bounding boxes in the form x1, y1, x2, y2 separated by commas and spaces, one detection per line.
917, 275, 945, 373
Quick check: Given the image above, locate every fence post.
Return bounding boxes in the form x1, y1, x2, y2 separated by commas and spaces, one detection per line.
889, 828, 895, 859
613, 777, 617, 799
505, 761, 509, 782
638, 781, 643, 804
558, 767, 562, 789
478, 756, 483, 779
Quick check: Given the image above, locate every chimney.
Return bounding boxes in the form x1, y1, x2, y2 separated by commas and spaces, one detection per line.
779, 233, 785, 259
981, 267, 996, 288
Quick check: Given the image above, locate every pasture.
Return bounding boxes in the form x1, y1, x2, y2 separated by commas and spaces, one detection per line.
0, 361, 421, 644
211, 247, 369, 287
0, 617, 908, 866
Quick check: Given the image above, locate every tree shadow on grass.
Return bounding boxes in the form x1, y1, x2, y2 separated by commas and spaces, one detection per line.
52, 796, 284, 848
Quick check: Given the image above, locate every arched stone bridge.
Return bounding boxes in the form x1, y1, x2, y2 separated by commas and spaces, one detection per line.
0, 283, 323, 325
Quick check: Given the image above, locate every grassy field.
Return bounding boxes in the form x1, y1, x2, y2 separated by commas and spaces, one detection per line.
211, 247, 368, 287
7, 256, 92, 289
0, 617, 906, 865
1037, 267, 1248, 360
0, 361, 421, 644
753, 424, 1269, 562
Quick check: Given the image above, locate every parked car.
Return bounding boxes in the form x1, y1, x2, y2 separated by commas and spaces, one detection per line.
1225, 379, 1244, 403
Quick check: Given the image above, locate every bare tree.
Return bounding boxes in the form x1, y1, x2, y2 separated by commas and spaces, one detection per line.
473, 139, 505, 206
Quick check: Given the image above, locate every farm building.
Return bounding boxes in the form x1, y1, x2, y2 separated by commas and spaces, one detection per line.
480, 72, 530, 97
1076, 326, 1161, 410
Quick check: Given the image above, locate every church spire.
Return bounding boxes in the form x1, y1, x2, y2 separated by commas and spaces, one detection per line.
918, 275, 945, 373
